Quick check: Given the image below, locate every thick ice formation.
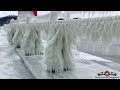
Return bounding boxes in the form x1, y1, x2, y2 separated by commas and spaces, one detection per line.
4, 11, 120, 74
6, 18, 26, 48
7, 23, 16, 44
21, 22, 44, 56
45, 15, 120, 73
45, 20, 81, 73
76, 15, 120, 44
6, 11, 62, 55
12, 23, 26, 48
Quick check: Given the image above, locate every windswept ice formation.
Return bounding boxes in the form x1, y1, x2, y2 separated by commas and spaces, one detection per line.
7, 18, 26, 48
45, 15, 120, 73
21, 22, 44, 56
77, 15, 120, 44
45, 20, 78, 73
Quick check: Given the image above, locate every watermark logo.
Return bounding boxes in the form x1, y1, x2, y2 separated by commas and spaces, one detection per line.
95, 71, 119, 79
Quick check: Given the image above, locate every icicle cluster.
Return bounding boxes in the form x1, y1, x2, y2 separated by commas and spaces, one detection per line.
21, 22, 44, 56
45, 20, 78, 73
73, 15, 120, 44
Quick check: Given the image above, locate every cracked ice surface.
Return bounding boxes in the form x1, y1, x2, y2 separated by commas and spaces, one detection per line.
0, 28, 34, 79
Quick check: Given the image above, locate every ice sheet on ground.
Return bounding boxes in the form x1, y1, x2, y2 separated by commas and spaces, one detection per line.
0, 29, 34, 79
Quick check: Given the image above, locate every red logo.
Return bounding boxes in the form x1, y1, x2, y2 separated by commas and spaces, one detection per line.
97, 71, 117, 77
104, 71, 110, 76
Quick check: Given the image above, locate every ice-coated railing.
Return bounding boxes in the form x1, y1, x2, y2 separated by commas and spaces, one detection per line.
63, 11, 120, 19
4, 11, 120, 73
6, 14, 120, 45
5, 12, 120, 53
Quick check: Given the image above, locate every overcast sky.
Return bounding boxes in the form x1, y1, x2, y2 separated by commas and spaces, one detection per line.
0, 11, 51, 17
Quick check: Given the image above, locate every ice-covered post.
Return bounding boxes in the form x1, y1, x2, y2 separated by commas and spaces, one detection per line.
7, 11, 40, 50
18, 11, 44, 56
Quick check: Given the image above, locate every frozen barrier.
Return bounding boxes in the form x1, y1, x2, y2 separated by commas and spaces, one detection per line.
6, 15, 120, 49
63, 11, 120, 19
5, 13, 120, 74
2, 22, 120, 78
6, 15, 120, 57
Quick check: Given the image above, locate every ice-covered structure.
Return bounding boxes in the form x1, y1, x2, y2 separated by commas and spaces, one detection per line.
6, 11, 62, 55
6, 19, 19, 45
4, 11, 120, 74
44, 12, 120, 73
63, 11, 119, 19
45, 20, 80, 73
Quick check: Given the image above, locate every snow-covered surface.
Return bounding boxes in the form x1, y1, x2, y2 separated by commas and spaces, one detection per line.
0, 29, 34, 79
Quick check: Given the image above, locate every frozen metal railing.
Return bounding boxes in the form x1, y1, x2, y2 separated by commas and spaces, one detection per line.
63, 11, 120, 19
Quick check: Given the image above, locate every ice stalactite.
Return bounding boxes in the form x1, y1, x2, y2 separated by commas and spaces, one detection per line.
74, 15, 120, 55
12, 23, 26, 48
6, 19, 20, 44
21, 23, 44, 56
45, 20, 78, 73
7, 24, 17, 45
6, 18, 27, 48
45, 25, 64, 73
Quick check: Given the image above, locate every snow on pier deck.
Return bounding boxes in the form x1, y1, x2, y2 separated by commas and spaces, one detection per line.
0, 28, 35, 79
